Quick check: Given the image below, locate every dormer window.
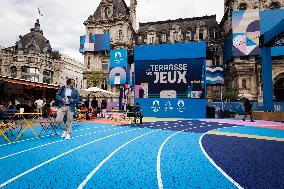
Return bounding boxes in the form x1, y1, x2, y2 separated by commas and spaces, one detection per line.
199, 29, 204, 40
138, 35, 143, 44
11, 66, 17, 78
28, 45, 36, 54
104, 7, 110, 19
161, 33, 167, 43
173, 31, 178, 43
148, 34, 155, 44
213, 28, 216, 39
186, 30, 192, 41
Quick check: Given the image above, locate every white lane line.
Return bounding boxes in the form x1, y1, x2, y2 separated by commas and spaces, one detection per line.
0, 126, 99, 147
199, 132, 244, 189
77, 130, 158, 189
78, 122, 188, 188
0, 127, 120, 160
0, 128, 138, 188
157, 131, 182, 189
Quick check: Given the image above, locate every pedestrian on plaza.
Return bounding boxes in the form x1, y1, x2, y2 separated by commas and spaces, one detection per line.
56, 78, 79, 140
101, 99, 107, 118
34, 97, 46, 118
91, 97, 98, 117
242, 98, 255, 122
7, 101, 14, 109
133, 103, 143, 124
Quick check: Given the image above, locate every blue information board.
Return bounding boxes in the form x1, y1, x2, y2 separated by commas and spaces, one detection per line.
134, 42, 206, 118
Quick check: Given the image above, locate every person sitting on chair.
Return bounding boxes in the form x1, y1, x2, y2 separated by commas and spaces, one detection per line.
133, 103, 143, 124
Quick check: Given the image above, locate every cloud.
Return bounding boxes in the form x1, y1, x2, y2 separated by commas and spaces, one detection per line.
0, 0, 224, 62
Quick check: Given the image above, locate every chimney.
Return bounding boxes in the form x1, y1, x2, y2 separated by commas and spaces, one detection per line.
130, 0, 137, 31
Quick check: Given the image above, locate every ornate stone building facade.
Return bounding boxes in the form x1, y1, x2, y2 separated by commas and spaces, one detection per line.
0, 19, 84, 89
221, 0, 284, 101
136, 15, 223, 99
82, 0, 137, 94
59, 53, 84, 90
83, 0, 222, 99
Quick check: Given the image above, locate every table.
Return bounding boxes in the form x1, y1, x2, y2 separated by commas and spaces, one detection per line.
14, 113, 42, 142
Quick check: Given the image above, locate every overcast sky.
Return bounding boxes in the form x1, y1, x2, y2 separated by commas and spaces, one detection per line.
0, 0, 224, 62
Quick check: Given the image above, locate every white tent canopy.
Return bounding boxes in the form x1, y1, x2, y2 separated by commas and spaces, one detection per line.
81, 87, 116, 98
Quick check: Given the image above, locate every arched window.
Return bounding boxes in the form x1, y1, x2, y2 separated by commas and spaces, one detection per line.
213, 28, 216, 39
161, 31, 167, 43
199, 29, 204, 40
186, 30, 192, 41
104, 7, 110, 19
10, 66, 17, 78
28, 45, 36, 54
138, 35, 143, 44
173, 31, 178, 43
43, 70, 53, 84
242, 79, 247, 89
118, 30, 123, 39
101, 79, 108, 90
147, 34, 155, 44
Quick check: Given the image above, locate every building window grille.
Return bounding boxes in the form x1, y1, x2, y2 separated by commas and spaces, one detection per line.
161, 34, 167, 43
173, 31, 178, 43
138, 35, 142, 44
199, 30, 204, 40
186, 31, 192, 41
21, 67, 39, 82
104, 7, 110, 19
101, 79, 108, 90
150, 36, 154, 44
11, 66, 17, 78
43, 70, 53, 84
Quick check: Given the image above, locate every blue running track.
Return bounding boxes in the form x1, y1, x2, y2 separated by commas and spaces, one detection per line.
0, 120, 283, 188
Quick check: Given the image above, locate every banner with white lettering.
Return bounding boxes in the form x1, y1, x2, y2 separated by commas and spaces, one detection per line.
135, 58, 206, 99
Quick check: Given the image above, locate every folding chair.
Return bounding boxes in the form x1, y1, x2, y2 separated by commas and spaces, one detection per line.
39, 116, 58, 136
0, 121, 16, 143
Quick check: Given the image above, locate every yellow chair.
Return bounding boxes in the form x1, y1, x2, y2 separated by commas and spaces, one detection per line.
0, 122, 16, 143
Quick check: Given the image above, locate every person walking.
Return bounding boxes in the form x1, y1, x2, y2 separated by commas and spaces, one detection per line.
56, 78, 79, 140
133, 103, 143, 124
242, 98, 255, 122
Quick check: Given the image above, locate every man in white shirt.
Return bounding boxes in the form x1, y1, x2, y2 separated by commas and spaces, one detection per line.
34, 97, 46, 117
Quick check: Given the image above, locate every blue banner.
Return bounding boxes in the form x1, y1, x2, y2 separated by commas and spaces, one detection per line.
110, 49, 127, 67
135, 58, 206, 99
109, 49, 128, 85
79, 33, 110, 53
134, 42, 206, 118
135, 98, 206, 118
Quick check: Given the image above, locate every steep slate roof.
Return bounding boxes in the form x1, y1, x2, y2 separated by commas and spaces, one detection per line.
138, 15, 219, 35
93, 0, 130, 20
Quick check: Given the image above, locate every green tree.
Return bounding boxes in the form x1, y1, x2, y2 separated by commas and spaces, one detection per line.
90, 71, 103, 87
212, 89, 239, 102
238, 2, 247, 10
269, 1, 281, 9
